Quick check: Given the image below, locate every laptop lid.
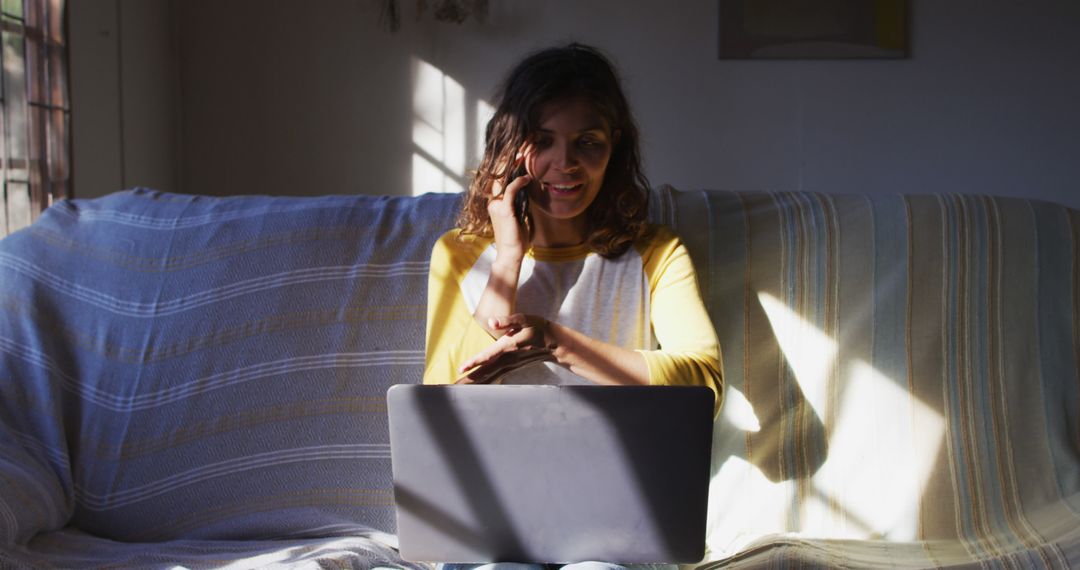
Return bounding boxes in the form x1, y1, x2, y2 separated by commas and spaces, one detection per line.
387, 384, 714, 564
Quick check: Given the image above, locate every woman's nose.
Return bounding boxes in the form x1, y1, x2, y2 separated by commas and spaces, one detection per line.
551, 142, 578, 171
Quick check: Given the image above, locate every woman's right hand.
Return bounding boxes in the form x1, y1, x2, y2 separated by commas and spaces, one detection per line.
457, 313, 556, 384
487, 161, 532, 263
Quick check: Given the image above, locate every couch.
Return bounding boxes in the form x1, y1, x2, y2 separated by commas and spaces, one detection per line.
0, 187, 1077, 569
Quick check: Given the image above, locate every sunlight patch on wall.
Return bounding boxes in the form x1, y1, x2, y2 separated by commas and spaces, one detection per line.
411, 58, 466, 196
476, 99, 495, 164
412, 154, 463, 195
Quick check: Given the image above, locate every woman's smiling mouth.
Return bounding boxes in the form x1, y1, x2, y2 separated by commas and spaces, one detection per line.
543, 181, 584, 195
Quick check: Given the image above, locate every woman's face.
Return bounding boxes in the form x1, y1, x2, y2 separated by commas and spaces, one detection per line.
523, 98, 614, 224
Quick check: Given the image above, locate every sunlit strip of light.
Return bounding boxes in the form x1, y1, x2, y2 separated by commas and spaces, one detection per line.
476, 99, 495, 164
412, 153, 464, 194
411, 58, 466, 195
757, 291, 836, 420
810, 359, 945, 540
706, 455, 795, 557
722, 386, 760, 433
705, 387, 772, 557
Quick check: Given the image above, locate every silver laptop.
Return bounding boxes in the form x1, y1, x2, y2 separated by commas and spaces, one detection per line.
386, 384, 714, 564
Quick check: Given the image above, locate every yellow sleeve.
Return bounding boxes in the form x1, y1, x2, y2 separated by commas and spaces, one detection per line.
636, 226, 724, 412
423, 230, 497, 385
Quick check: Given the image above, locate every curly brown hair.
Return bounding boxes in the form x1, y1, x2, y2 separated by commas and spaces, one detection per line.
457, 43, 650, 258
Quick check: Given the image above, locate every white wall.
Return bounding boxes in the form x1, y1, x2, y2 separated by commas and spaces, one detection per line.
69, 0, 180, 199
71, 0, 1080, 209
174, 0, 419, 197
69, 0, 122, 198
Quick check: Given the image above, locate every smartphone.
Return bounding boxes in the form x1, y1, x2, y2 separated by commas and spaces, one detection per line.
510, 165, 531, 226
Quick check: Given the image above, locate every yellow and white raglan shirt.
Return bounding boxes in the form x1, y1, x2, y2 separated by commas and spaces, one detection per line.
423, 225, 723, 410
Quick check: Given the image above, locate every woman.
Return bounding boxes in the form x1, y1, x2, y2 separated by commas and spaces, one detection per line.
423, 42, 722, 409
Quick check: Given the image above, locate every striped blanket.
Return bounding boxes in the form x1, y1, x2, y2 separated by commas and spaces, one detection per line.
0, 187, 1077, 568
654, 189, 1080, 568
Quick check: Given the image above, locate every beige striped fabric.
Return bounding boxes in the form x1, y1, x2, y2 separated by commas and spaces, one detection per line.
652, 188, 1080, 568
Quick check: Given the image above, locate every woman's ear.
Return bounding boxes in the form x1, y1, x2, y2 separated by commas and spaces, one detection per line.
612, 128, 622, 145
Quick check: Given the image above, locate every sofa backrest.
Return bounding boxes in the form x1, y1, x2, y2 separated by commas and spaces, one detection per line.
0, 189, 460, 543
656, 188, 1080, 561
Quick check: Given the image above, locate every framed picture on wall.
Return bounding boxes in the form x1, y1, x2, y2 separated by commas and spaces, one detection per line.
718, 0, 909, 59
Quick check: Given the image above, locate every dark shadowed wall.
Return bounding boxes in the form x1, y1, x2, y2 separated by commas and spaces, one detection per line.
70, 0, 1080, 209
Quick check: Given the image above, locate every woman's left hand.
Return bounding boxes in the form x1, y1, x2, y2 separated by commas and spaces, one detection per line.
457, 314, 557, 384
